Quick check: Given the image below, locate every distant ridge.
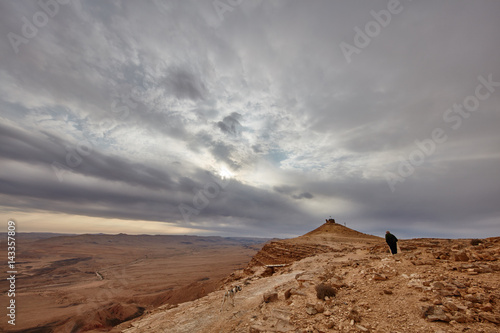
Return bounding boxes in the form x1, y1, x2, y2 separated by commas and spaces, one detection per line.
33, 233, 269, 247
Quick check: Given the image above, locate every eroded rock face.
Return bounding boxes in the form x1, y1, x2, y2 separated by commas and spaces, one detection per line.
122, 235, 500, 333
480, 312, 500, 324
247, 241, 336, 267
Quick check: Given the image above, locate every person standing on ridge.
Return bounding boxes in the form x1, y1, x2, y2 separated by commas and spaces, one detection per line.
385, 231, 398, 255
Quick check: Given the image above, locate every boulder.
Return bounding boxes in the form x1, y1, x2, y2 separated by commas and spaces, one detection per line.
454, 251, 469, 262
305, 303, 318, 315
443, 300, 458, 312
479, 312, 500, 324
464, 293, 486, 304
284, 288, 306, 299
420, 305, 450, 322
373, 273, 388, 281
263, 292, 278, 303
451, 312, 469, 323
314, 303, 325, 313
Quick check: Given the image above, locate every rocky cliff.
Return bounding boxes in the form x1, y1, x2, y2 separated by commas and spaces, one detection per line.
116, 224, 500, 333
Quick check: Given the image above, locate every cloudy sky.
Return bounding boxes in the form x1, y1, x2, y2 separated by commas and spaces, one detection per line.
1, 0, 499, 238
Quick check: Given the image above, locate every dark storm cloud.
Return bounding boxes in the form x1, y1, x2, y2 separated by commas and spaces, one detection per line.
185, 178, 316, 236
0, 124, 312, 234
273, 185, 313, 200
164, 67, 207, 101
217, 112, 242, 136
0, 122, 174, 190
293, 192, 313, 200
301, 159, 500, 238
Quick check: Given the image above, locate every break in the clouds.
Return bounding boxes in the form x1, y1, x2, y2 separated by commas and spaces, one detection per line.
1, 0, 499, 238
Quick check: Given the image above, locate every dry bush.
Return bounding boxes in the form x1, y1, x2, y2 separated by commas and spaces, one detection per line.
315, 283, 336, 300
470, 239, 483, 246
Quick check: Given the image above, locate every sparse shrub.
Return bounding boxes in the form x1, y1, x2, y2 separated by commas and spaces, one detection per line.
315, 283, 336, 300
470, 239, 484, 246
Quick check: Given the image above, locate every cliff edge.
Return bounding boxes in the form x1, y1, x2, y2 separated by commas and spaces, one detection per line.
116, 224, 500, 333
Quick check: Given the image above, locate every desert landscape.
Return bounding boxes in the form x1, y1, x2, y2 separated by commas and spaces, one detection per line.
0, 233, 266, 332
1, 221, 499, 333
117, 221, 499, 333
3, 1, 500, 331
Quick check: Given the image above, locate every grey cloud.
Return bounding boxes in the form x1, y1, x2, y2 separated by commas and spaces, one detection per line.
293, 192, 313, 200
217, 112, 242, 136
165, 67, 207, 101
273, 185, 295, 195
252, 144, 263, 153
0, 123, 174, 190
0, 122, 314, 232
210, 141, 241, 170
274, 185, 314, 200
187, 179, 316, 236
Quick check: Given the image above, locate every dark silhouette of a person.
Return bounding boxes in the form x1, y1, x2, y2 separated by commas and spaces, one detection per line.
385, 231, 398, 254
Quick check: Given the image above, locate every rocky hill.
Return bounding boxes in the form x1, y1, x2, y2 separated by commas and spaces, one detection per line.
115, 222, 500, 333
300, 221, 381, 241
246, 222, 380, 268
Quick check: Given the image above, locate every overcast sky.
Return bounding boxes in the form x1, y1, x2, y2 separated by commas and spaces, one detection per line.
1, 0, 499, 238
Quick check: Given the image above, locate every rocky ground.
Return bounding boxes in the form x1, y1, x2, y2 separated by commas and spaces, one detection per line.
117, 223, 499, 333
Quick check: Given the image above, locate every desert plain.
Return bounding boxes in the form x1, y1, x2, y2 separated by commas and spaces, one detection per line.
0, 233, 265, 332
